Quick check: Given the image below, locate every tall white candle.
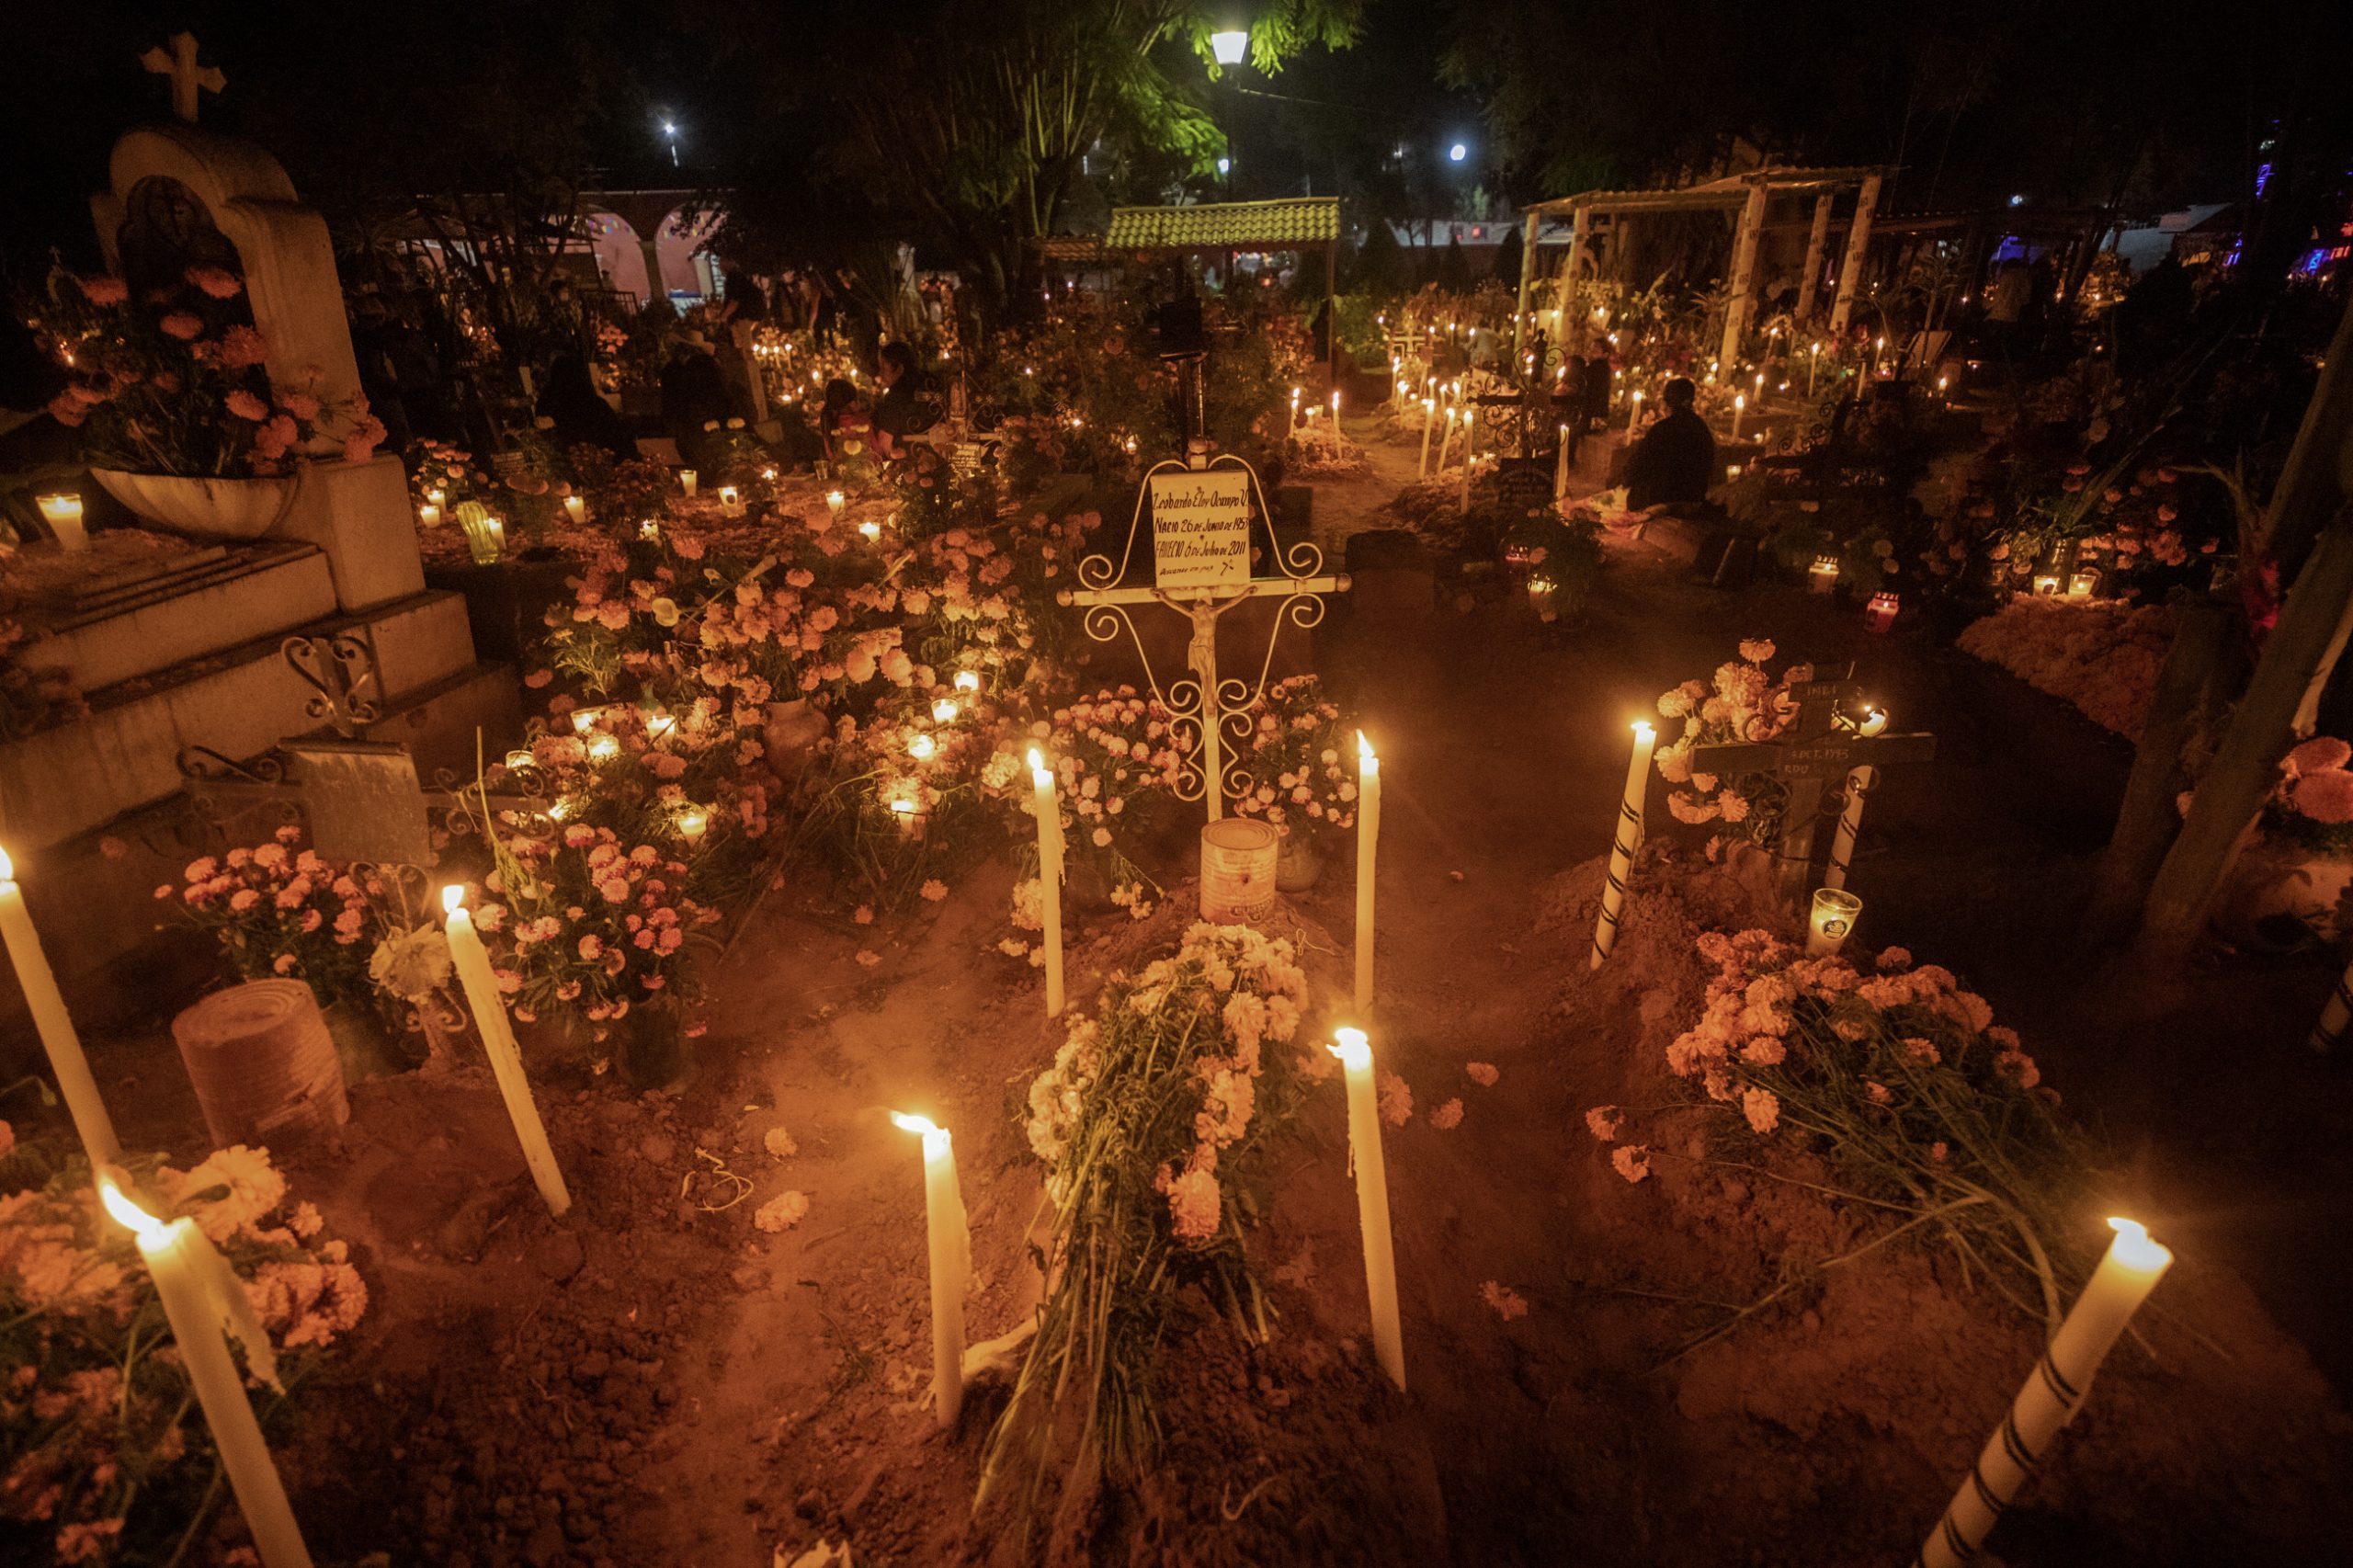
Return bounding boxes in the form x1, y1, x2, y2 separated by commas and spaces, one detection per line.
1417, 398, 1437, 478
1626, 388, 1643, 434
1732, 393, 1746, 439
1029, 750, 1065, 1017
1354, 733, 1380, 1015
1554, 424, 1571, 500
0, 846, 119, 1165
100, 1180, 313, 1568
678, 469, 699, 496
1915, 1219, 2174, 1568
1434, 407, 1457, 474
1589, 722, 1656, 969
1329, 1028, 1404, 1390
1822, 765, 1877, 892
892, 1113, 970, 1427
1459, 406, 1476, 510
1328, 391, 1341, 437
441, 887, 572, 1216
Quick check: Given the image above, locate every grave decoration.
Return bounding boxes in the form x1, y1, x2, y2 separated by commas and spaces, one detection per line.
1655, 640, 1935, 899
983, 923, 1313, 1531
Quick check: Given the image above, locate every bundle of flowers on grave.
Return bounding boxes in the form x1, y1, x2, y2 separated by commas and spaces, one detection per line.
1586, 930, 2102, 1338
892, 506, 1102, 683
1650, 639, 1807, 842
800, 685, 1006, 909
28, 265, 383, 478
990, 687, 1187, 953
982, 923, 1313, 1516
1954, 595, 2175, 739
1286, 411, 1370, 479
0, 1144, 364, 1566
1738, 491, 1908, 597
460, 820, 712, 1078
158, 829, 383, 1007
2206, 736, 2353, 949
1228, 676, 1359, 869
1381, 473, 1471, 553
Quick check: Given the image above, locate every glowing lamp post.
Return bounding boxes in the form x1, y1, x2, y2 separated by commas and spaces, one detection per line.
1209, 28, 1248, 64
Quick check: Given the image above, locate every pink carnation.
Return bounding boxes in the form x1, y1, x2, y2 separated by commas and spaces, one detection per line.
225, 389, 268, 421
159, 312, 204, 341
77, 275, 130, 305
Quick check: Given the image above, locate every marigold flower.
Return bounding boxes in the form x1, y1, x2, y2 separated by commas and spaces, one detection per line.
1611, 1144, 1651, 1183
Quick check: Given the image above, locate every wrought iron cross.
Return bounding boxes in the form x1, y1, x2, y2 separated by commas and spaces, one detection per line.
1690, 671, 1935, 898
141, 32, 225, 124
1058, 446, 1347, 822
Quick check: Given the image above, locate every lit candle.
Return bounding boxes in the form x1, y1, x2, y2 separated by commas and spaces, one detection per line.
426, 486, 447, 507
1809, 555, 1840, 594
1529, 574, 1558, 620
98, 1180, 314, 1568
0, 846, 119, 1165
1459, 405, 1476, 510
1287, 387, 1301, 438
679, 468, 699, 496
1328, 391, 1341, 437
1417, 398, 1437, 478
932, 697, 961, 724
676, 805, 709, 842
1806, 888, 1862, 956
1354, 733, 1380, 1015
441, 886, 572, 1216
1029, 749, 1064, 1017
1626, 388, 1643, 434
1554, 423, 1570, 500
417, 504, 442, 529
2068, 568, 2100, 599
1435, 407, 1457, 474
1328, 1028, 1404, 1390
1732, 392, 1746, 439
563, 494, 586, 524
2032, 574, 2061, 597
952, 670, 981, 694
891, 1113, 970, 1428
1865, 591, 1901, 632
717, 484, 741, 517
1590, 722, 1656, 969
1915, 1219, 2174, 1568
37, 494, 89, 551
826, 489, 847, 525
640, 518, 661, 541
907, 733, 937, 760
858, 520, 882, 542
889, 794, 924, 840
1821, 766, 1877, 892
1808, 343, 1820, 394
1857, 706, 1889, 739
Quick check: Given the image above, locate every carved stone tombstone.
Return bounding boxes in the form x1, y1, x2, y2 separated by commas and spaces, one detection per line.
87, 68, 421, 613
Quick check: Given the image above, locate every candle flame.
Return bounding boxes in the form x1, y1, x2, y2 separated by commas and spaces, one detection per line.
1328, 1027, 1371, 1071
1027, 746, 1047, 772
441, 884, 466, 915
99, 1177, 163, 1237
0, 844, 12, 881
891, 1111, 941, 1136
1632, 721, 1655, 743
953, 670, 981, 692
2106, 1216, 2172, 1270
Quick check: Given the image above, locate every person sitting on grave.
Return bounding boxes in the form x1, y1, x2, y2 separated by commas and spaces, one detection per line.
870, 341, 942, 460
1623, 376, 1718, 512
537, 352, 636, 460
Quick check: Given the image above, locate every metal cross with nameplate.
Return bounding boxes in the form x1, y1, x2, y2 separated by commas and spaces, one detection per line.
1057, 445, 1347, 821
1690, 669, 1935, 898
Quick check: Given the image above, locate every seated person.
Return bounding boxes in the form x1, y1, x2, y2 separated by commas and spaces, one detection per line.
536, 352, 636, 460
819, 378, 871, 466
870, 341, 942, 459
1623, 377, 1718, 511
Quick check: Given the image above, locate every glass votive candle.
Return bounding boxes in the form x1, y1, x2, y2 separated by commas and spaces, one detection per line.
36, 494, 88, 551
679, 469, 699, 496
1807, 889, 1862, 957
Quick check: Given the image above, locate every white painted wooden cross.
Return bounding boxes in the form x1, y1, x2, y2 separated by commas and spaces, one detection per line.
141, 32, 226, 124
1057, 444, 1347, 820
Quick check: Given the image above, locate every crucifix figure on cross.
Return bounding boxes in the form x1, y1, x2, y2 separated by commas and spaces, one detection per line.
1690, 667, 1935, 899
141, 32, 226, 124
1058, 440, 1348, 821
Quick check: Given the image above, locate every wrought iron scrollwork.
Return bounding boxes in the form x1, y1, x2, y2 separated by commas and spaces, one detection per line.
281, 632, 381, 736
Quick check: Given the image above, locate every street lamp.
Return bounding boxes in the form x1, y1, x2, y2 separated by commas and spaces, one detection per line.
1448, 142, 1468, 164
661, 119, 681, 167
1210, 28, 1248, 65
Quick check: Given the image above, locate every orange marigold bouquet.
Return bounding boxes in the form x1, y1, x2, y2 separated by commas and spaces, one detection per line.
1651, 638, 1809, 842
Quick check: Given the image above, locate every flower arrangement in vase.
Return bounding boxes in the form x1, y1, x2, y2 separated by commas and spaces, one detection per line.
1227, 675, 1359, 888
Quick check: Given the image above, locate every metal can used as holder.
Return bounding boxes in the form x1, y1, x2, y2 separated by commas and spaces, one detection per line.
1199, 818, 1279, 922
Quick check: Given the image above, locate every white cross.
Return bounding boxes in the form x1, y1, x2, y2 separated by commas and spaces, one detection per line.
141, 32, 225, 125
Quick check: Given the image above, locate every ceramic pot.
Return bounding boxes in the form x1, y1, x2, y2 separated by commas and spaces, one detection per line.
1275, 826, 1324, 892
90, 468, 299, 540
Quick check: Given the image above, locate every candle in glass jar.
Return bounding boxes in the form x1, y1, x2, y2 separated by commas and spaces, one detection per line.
36, 494, 89, 551
891, 1113, 970, 1427
1865, 591, 1900, 632
1029, 749, 1064, 1017
1328, 1028, 1405, 1390
717, 485, 741, 517
99, 1180, 313, 1568
1806, 888, 1861, 956
1809, 555, 1839, 594
1354, 733, 1380, 1014
417, 504, 442, 529
0, 846, 119, 1165
932, 698, 961, 724
441, 887, 572, 1215
679, 469, 699, 496
426, 486, 447, 507
825, 489, 847, 524
676, 806, 709, 842
563, 494, 586, 523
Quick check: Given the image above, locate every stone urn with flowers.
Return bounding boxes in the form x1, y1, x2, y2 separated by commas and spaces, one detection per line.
38, 263, 384, 541
2213, 736, 2353, 949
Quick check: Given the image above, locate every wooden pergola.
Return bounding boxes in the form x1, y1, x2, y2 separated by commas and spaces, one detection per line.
1512, 165, 1892, 366
1101, 197, 1344, 381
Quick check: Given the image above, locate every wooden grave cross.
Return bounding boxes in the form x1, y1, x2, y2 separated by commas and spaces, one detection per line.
1058, 447, 1347, 821
141, 32, 225, 124
1689, 669, 1935, 898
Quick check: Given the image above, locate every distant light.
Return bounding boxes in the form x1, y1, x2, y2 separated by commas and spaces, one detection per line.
662, 121, 677, 136
1217, 156, 1231, 176
1210, 28, 1248, 65
1449, 142, 1468, 163
2007, 192, 2025, 207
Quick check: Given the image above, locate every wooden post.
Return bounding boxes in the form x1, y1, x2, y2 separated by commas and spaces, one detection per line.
2085, 597, 2234, 943
1796, 192, 1834, 324
2141, 511, 2353, 954
1719, 179, 1770, 369
2257, 288, 2353, 582
1829, 173, 1882, 337
1555, 204, 1590, 348
1512, 210, 1539, 360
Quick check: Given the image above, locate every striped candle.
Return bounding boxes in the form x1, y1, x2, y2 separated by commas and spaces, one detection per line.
1590, 722, 1656, 969
1821, 765, 1877, 892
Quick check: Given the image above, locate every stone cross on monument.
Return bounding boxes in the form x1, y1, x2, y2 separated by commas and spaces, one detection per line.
1691, 670, 1935, 899
140, 32, 225, 124
1058, 445, 1347, 821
